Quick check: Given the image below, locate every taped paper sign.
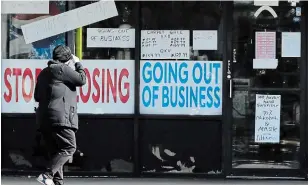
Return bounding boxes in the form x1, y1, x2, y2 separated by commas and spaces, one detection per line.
253, 59, 278, 69
193, 30, 217, 50
141, 30, 190, 59
1, 1, 49, 14
21, 0, 118, 44
255, 32, 276, 59
87, 28, 135, 48
254, 0, 279, 6
255, 94, 281, 143
281, 32, 301, 57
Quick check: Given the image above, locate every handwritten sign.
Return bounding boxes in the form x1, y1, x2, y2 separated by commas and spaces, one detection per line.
255, 94, 281, 143
255, 32, 276, 59
1, 1, 49, 14
193, 30, 217, 50
87, 28, 135, 48
141, 30, 189, 59
21, 0, 118, 44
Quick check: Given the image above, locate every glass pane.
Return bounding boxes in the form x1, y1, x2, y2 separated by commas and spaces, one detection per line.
232, 1, 302, 169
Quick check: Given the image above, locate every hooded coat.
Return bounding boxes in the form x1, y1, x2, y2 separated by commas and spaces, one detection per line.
34, 60, 86, 130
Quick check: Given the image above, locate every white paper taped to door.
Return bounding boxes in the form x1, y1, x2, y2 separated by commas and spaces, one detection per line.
193, 30, 217, 50
1, 1, 49, 14
255, 94, 281, 143
253, 59, 278, 69
87, 28, 135, 48
282, 32, 301, 57
21, 0, 118, 44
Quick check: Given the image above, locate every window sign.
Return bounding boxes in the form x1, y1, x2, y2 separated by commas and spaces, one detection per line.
140, 60, 222, 115
1, 59, 135, 114
87, 28, 135, 48
141, 30, 190, 59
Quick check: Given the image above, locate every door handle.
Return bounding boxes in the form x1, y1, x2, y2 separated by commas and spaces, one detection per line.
229, 79, 233, 98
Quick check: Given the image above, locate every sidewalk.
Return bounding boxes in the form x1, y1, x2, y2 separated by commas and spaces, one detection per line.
1, 177, 308, 185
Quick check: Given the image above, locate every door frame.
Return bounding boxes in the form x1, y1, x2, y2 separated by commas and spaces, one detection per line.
222, 1, 308, 179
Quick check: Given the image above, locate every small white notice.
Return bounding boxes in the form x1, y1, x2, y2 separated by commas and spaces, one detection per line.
21, 0, 118, 44
282, 32, 301, 57
87, 28, 135, 48
254, 0, 279, 6
141, 30, 190, 59
255, 32, 276, 59
193, 30, 217, 50
1, 1, 49, 14
255, 94, 281, 143
253, 59, 278, 69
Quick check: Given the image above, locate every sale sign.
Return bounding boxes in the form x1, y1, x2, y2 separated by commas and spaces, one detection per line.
1, 59, 135, 114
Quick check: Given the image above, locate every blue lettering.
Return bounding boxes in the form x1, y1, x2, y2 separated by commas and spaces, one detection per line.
142, 86, 151, 107
162, 86, 169, 107
168, 62, 178, 83
199, 87, 206, 108
214, 87, 221, 108
204, 63, 212, 84
142, 62, 152, 83
190, 87, 198, 107
179, 63, 188, 83
213, 63, 221, 84
206, 86, 213, 108
153, 62, 163, 83
192, 63, 202, 84
152, 86, 159, 107
170, 86, 178, 107
179, 86, 185, 107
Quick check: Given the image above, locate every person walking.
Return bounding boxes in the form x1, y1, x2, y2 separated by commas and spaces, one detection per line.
34, 45, 86, 185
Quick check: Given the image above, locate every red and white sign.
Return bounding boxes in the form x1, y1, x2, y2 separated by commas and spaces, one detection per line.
1, 59, 135, 114
255, 32, 276, 59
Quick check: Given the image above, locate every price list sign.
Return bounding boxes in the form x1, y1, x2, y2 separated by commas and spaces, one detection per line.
255, 32, 276, 59
141, 30, 189, 59
255, 94, 281, 143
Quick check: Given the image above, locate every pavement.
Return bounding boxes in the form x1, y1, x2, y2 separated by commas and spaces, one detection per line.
1, 177, 308, 185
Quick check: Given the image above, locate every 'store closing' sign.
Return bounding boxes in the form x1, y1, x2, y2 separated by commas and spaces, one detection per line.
140, 60, 222, 115
1, 59, 134, 114
255, 94, 281, 143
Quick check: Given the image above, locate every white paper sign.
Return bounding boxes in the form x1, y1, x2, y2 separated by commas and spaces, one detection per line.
87, 28, 135, 48
282, 32, 301, 57
255, 32, 276, 59
254, 0, 279, 6
255, 94, 281, 143
140, 60, 222, 115
141, 30, 190, 59
1, 1, 49, 14
193, 30, 217, 50
21, 0, 118, 44
253, 59, 278, 69
1, 59, 135, 114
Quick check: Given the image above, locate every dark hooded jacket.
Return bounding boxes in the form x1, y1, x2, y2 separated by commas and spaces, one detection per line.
34, 60, 86, 130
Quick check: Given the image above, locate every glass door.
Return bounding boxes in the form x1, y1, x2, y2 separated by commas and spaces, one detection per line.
226, 0, 307, 176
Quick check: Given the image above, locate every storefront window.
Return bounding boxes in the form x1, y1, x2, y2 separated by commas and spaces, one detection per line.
140, 1, 224, 174
75, 1, 137, 60
139, 1, 224, 116
2, 1, 66, 59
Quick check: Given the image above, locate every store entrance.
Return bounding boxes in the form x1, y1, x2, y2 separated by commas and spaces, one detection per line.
224, 0, 307, 178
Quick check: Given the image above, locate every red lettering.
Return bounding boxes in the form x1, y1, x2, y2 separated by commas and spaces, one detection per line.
101, 69, 105, 103
119, 69, 129, 103
92, 68, 100, 103
22, 68, 34, 102
107, 69, 117, 103
13, 68, 22, 102
80, 68, 91, 103
4, 68, 12, 103
35, 68, 42, 82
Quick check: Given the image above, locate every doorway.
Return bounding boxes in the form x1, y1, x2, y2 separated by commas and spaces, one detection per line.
224, 0, 307, 178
